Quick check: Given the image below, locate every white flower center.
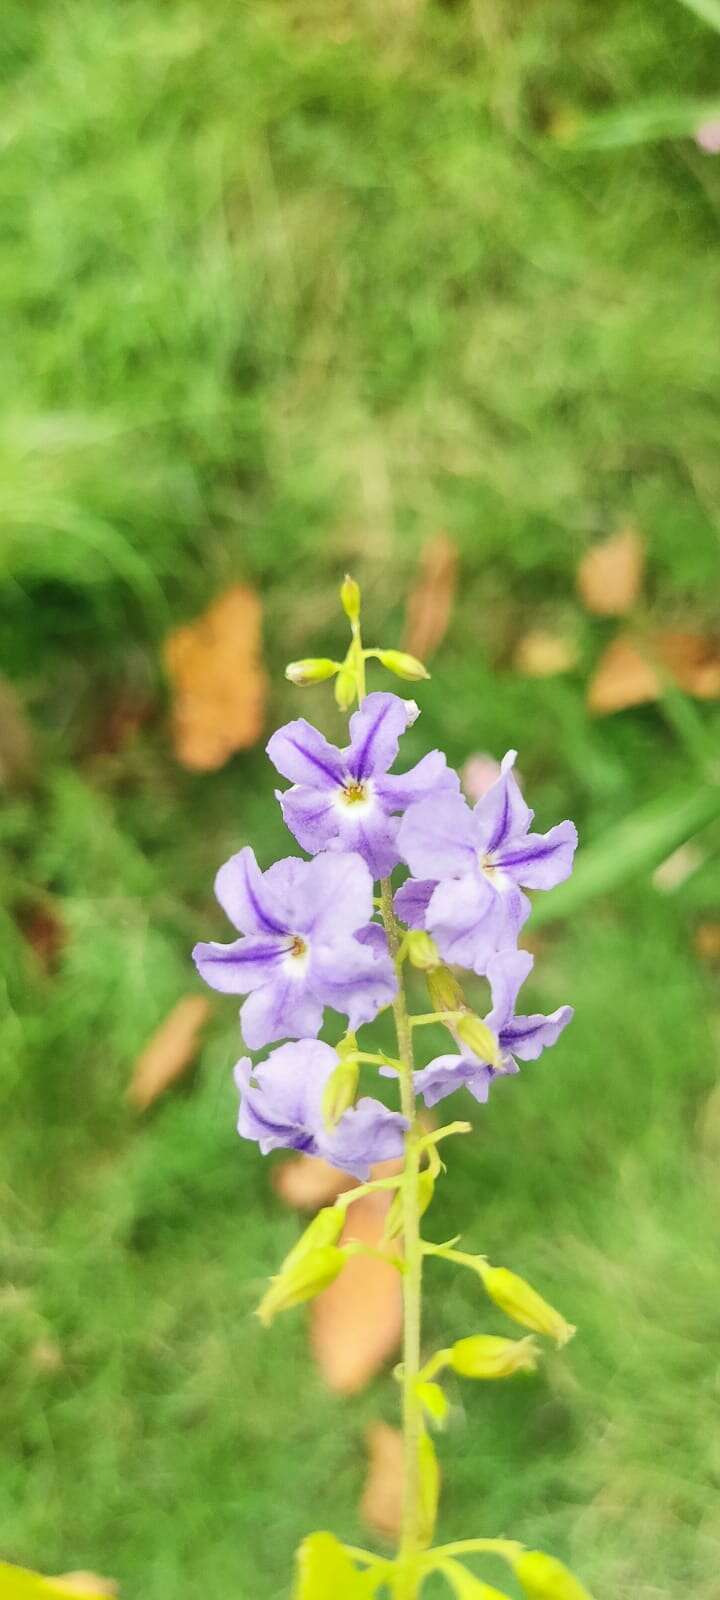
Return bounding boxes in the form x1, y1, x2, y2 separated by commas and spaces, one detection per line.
284, 934, 310, 978
335, 776, 375, 816
478, 851, 498, 880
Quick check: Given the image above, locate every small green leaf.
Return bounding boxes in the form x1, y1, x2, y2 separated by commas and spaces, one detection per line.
437, 1557, 513, 1599
532, 782, 720, 928
293, 1533, 382, 1598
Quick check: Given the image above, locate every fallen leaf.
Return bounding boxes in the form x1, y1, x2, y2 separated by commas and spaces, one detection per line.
576, 525, 645, 616
588, 631, 720, 715
694, 923, 720, 963
513, 630, 578, 677
164, 585, 267, 770
402, 534, 458, 661
89, 693, 155, 757
272, 1155, 356, 1211
48, 1577, 117, 1598
16, 901, 66, 974
311, 1188, 403, 1394
127, 996, 211, 1111
360, 1422, 405, 1539
0, 677, 35, 788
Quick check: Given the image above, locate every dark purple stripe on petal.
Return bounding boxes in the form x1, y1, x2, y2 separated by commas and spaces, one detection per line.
284, 734, 343, 785
350, 699, 394, 778
497, 840, 559, 869
486, 785, 512, 854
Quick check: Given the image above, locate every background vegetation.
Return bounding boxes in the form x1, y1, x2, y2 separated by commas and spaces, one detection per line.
2, 1, 720, 1595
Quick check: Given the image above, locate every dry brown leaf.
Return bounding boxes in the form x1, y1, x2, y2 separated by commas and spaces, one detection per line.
49, 1576, 118, 1597
17, 901, 66, 973
164, 585, 267, 770
513, 630, 578, 677
127, 996, 211, 1111
272, 1154, 356, 1210
576, 525, 645, 616
694, 923, 720, 963
588, 630, 720, 715
360, 1422, 405, 1539
402, 534, 458, 661
310, 1188, 403, 1394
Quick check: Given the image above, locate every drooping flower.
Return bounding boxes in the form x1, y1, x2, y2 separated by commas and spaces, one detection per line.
267, 691, 459, 879
397, 751, 577, 971
193, 847, 396, 1049
413, 948, 573, 1108
234, 1040, 408, 1178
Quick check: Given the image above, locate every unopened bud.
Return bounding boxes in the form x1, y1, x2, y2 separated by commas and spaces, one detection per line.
334, 666, 357, 711
513, 1551, 595, 1600
376, 649, 430, 682
340, 575, 361, 622
477, 1264, 576, 1347
414, 1378, 448, 1425
285, 658, 340, 687
426, 965, 465, 1015
281, 1206, 346, 1274
406, 931, 440, 971
385, 1166, 435, 1241
450, 1333, 539, 1379
455, 1012, 502, 1067
322, 1057, 360, 1130
256, 1245, 346, 1325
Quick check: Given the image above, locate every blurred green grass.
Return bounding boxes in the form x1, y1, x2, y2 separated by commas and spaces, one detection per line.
2, 0, 720, 1595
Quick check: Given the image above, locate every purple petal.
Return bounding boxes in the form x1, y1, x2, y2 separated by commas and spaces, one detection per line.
398, 794, 476, 880
355, 922, 390, 959
334, 811, 401, 878
240, 975, 324, 1049
304, 851, 374, 939
495, 819, 578, 890
317, 1098, 408, 1179
471, 751, 533, 855
425, 872, 502, 972
414, 1053, 495, 1109
500, 1004, 574, 1062
345, 692, 419, 780
485, 948, 534, 1033
214, 846, 288, 935
235, 1041, 331, 1151
374, 751, 460, 811
276, 786, 338, 855
262, 856, 313, 929
310, 936, 397, 1029
192, 934, 287, 994
393, 877, 437, 929
266, 719, 345, 789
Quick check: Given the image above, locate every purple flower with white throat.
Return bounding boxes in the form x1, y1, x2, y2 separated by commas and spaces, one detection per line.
397, 751, 577, 971
413, 949, 573, 1109
193, 847, 396, 1049
267, 691, 459, 879
234, 1040, 408, 1179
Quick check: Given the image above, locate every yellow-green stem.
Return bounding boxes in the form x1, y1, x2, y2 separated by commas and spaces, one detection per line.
380, 874, 423, 1600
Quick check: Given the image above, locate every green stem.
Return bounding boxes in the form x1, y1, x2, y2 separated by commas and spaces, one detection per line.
379, 875, 423, 1600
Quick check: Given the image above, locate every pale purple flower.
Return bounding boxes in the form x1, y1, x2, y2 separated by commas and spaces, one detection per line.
413, 949, 573, 1108
267, 692, 459, 879
397, 751, 577, 972
234, 1040, 408, 1178
193, 847, 396, 1049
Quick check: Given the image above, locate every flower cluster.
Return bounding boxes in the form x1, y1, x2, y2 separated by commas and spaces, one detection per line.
193, 685, 577, 1175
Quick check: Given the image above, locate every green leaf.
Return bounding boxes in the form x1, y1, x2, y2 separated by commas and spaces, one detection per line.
293, 1533, 383, 1598
437, 1557, 513, 1599
561, 96, 720, 150
676, 0, 720, 32
531, 782, 720, 928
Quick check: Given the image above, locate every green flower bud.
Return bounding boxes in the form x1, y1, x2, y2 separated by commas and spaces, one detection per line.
285, 658, 341, 686
384, 1166, 435, 1241
513, 1551, 595, 1600
414, 1378, 448, 1425
334, 666, 357, 711
455, 1012, 502, 1068
406, 931, 441, 971
375, 648, 430, 682
293, 1531, 369, 1598
256, 1245, 346, 1326
281, 1206, 346, 1274
322, 1057, 360, 1130
450, 1333, 539, 1379
438, 1560, 513, 1599
477, 1264, 576, 1347
426, 965, 465, 1014
340, 575, 361, 622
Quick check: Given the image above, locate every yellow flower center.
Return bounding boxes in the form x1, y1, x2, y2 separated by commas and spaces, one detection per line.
289, 935, 308, 961
341, 780, 368, 806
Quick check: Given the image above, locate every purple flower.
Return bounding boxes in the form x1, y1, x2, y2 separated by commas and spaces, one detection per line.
267, 692, 459, 879
234, 1040, 408, 1179
397, 751, 577, 971
193, 847, 396, 1049
413, 949, 574, 1108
